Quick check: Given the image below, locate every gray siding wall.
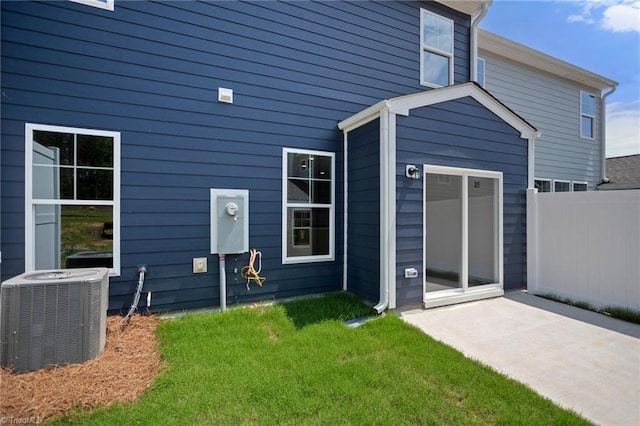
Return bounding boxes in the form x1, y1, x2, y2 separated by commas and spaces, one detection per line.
480, 50, 603, 189
1, 1, 471, 312
395, 97, 529, 307
346, 119, 381, 304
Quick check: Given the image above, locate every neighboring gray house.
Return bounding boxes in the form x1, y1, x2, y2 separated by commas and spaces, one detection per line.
478, 29, 618, 192
598, 154, 640, 190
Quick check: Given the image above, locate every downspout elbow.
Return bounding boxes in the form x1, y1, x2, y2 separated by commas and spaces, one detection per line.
373, 294, 388, 314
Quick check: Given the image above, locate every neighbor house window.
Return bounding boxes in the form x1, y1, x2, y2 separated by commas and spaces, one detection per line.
580, 91, 596, 139
282, 148, 334, 263
477, 58, 485, 87
572, 182, 588, 192
69, 0, 114, 10
534, 179, 551, 193
25, 124, 120, 275
420, 9, 454, 88
554, 180, 571, 192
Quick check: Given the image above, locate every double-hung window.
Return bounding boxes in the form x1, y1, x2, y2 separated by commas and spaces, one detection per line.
420, 9, 454, 88
282, 148, 334, 263
580, 91, 596, 139
25, 124, 120, 275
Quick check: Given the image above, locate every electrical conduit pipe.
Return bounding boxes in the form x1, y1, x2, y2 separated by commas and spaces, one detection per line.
219, 254, 226, 312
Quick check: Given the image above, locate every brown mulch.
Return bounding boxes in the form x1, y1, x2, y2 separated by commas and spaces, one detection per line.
0, 314, 163, 421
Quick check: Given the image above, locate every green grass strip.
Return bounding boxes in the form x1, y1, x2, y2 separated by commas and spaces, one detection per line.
57, 292, 590, 425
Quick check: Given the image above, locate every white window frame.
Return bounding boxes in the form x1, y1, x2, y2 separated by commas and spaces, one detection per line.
572, 181, 588, 192
553, 179, 571, 193
534, 178, 552, 193
477, 57, 486, 87
580, 91, 596, 140
282, 148, 335, 264
25, 123, 121, 276
420, 9, 454, 88
69, 0, 114, 10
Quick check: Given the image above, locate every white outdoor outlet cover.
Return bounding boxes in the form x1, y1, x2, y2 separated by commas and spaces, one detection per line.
193, 257, 208, 274
218, 87, 233, 104
404, 268, 418, 278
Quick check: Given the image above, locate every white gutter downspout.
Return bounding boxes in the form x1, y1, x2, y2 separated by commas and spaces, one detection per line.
342, 131, 348, 291
374, 109, 390, 314
470, 1, 491, 82
600, 84, 618, 183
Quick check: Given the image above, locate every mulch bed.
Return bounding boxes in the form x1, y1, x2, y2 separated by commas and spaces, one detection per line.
0, 314, 163, 422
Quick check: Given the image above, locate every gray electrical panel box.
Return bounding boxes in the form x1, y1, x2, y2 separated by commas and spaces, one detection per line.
210, 189, 249, 254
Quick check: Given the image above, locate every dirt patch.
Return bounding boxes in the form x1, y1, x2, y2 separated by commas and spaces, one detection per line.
0, 314, 163, 422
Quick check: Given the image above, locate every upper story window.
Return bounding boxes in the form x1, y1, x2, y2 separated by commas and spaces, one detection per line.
477, 58, 486, 87
420, 9, 454, 88
69, 0, 114, 11
580, 91, 596, 139
282, 148, 335, 264
25, 124, 120, 275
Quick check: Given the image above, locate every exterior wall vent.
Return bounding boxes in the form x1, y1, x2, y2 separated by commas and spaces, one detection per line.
0, 268, 109, 373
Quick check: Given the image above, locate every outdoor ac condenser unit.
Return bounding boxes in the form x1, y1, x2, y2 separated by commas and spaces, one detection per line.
0, 268, 109, 373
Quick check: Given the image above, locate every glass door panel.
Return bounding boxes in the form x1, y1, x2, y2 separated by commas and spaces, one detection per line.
467, 176, 499, 287
425, 173, 462, 292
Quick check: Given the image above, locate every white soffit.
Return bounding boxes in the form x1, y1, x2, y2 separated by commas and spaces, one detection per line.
478, 29, 617, 90
437, 0, 491, 16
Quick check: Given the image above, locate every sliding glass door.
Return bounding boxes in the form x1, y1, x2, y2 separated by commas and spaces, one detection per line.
424, 165, 503, 306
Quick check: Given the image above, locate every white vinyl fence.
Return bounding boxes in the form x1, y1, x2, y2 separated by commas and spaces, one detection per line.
527, 189, 640, 312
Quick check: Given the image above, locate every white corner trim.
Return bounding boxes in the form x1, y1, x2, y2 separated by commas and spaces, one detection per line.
387, 112, 397, 310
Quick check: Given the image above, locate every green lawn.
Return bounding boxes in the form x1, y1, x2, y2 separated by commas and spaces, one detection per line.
58, 293, 590, 425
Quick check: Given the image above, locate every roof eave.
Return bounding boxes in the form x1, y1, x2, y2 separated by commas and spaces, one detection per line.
478, 29, 618, 90
436, 0, 492, 16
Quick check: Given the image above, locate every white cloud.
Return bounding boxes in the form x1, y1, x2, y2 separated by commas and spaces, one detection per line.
567, 13, 595, 23
606, 100, 640, 157
601, 4, 640, 32
566, 0, 640, 33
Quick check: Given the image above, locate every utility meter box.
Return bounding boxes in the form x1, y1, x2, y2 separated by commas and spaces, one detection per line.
210, 188, 249, 254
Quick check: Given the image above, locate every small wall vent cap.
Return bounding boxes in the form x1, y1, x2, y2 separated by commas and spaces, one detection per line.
218, 87, 233, 104
404, 268, 419, 278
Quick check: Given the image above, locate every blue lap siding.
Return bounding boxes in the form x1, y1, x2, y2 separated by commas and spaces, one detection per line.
395, 96, 528, 307
346, 119, 381, 304
1, 1, 472, 312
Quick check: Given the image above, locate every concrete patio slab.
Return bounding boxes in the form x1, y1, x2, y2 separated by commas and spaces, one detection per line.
399, 291, 640, 426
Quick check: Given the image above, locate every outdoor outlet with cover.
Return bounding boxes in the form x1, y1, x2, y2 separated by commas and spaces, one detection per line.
193, 257, 207, 274
404, 268, 418, 278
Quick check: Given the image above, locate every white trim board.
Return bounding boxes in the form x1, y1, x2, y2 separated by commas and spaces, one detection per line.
339, 82, 537, 140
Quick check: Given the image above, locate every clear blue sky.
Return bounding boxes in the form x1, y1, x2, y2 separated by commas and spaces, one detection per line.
480, 0, 640, 157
